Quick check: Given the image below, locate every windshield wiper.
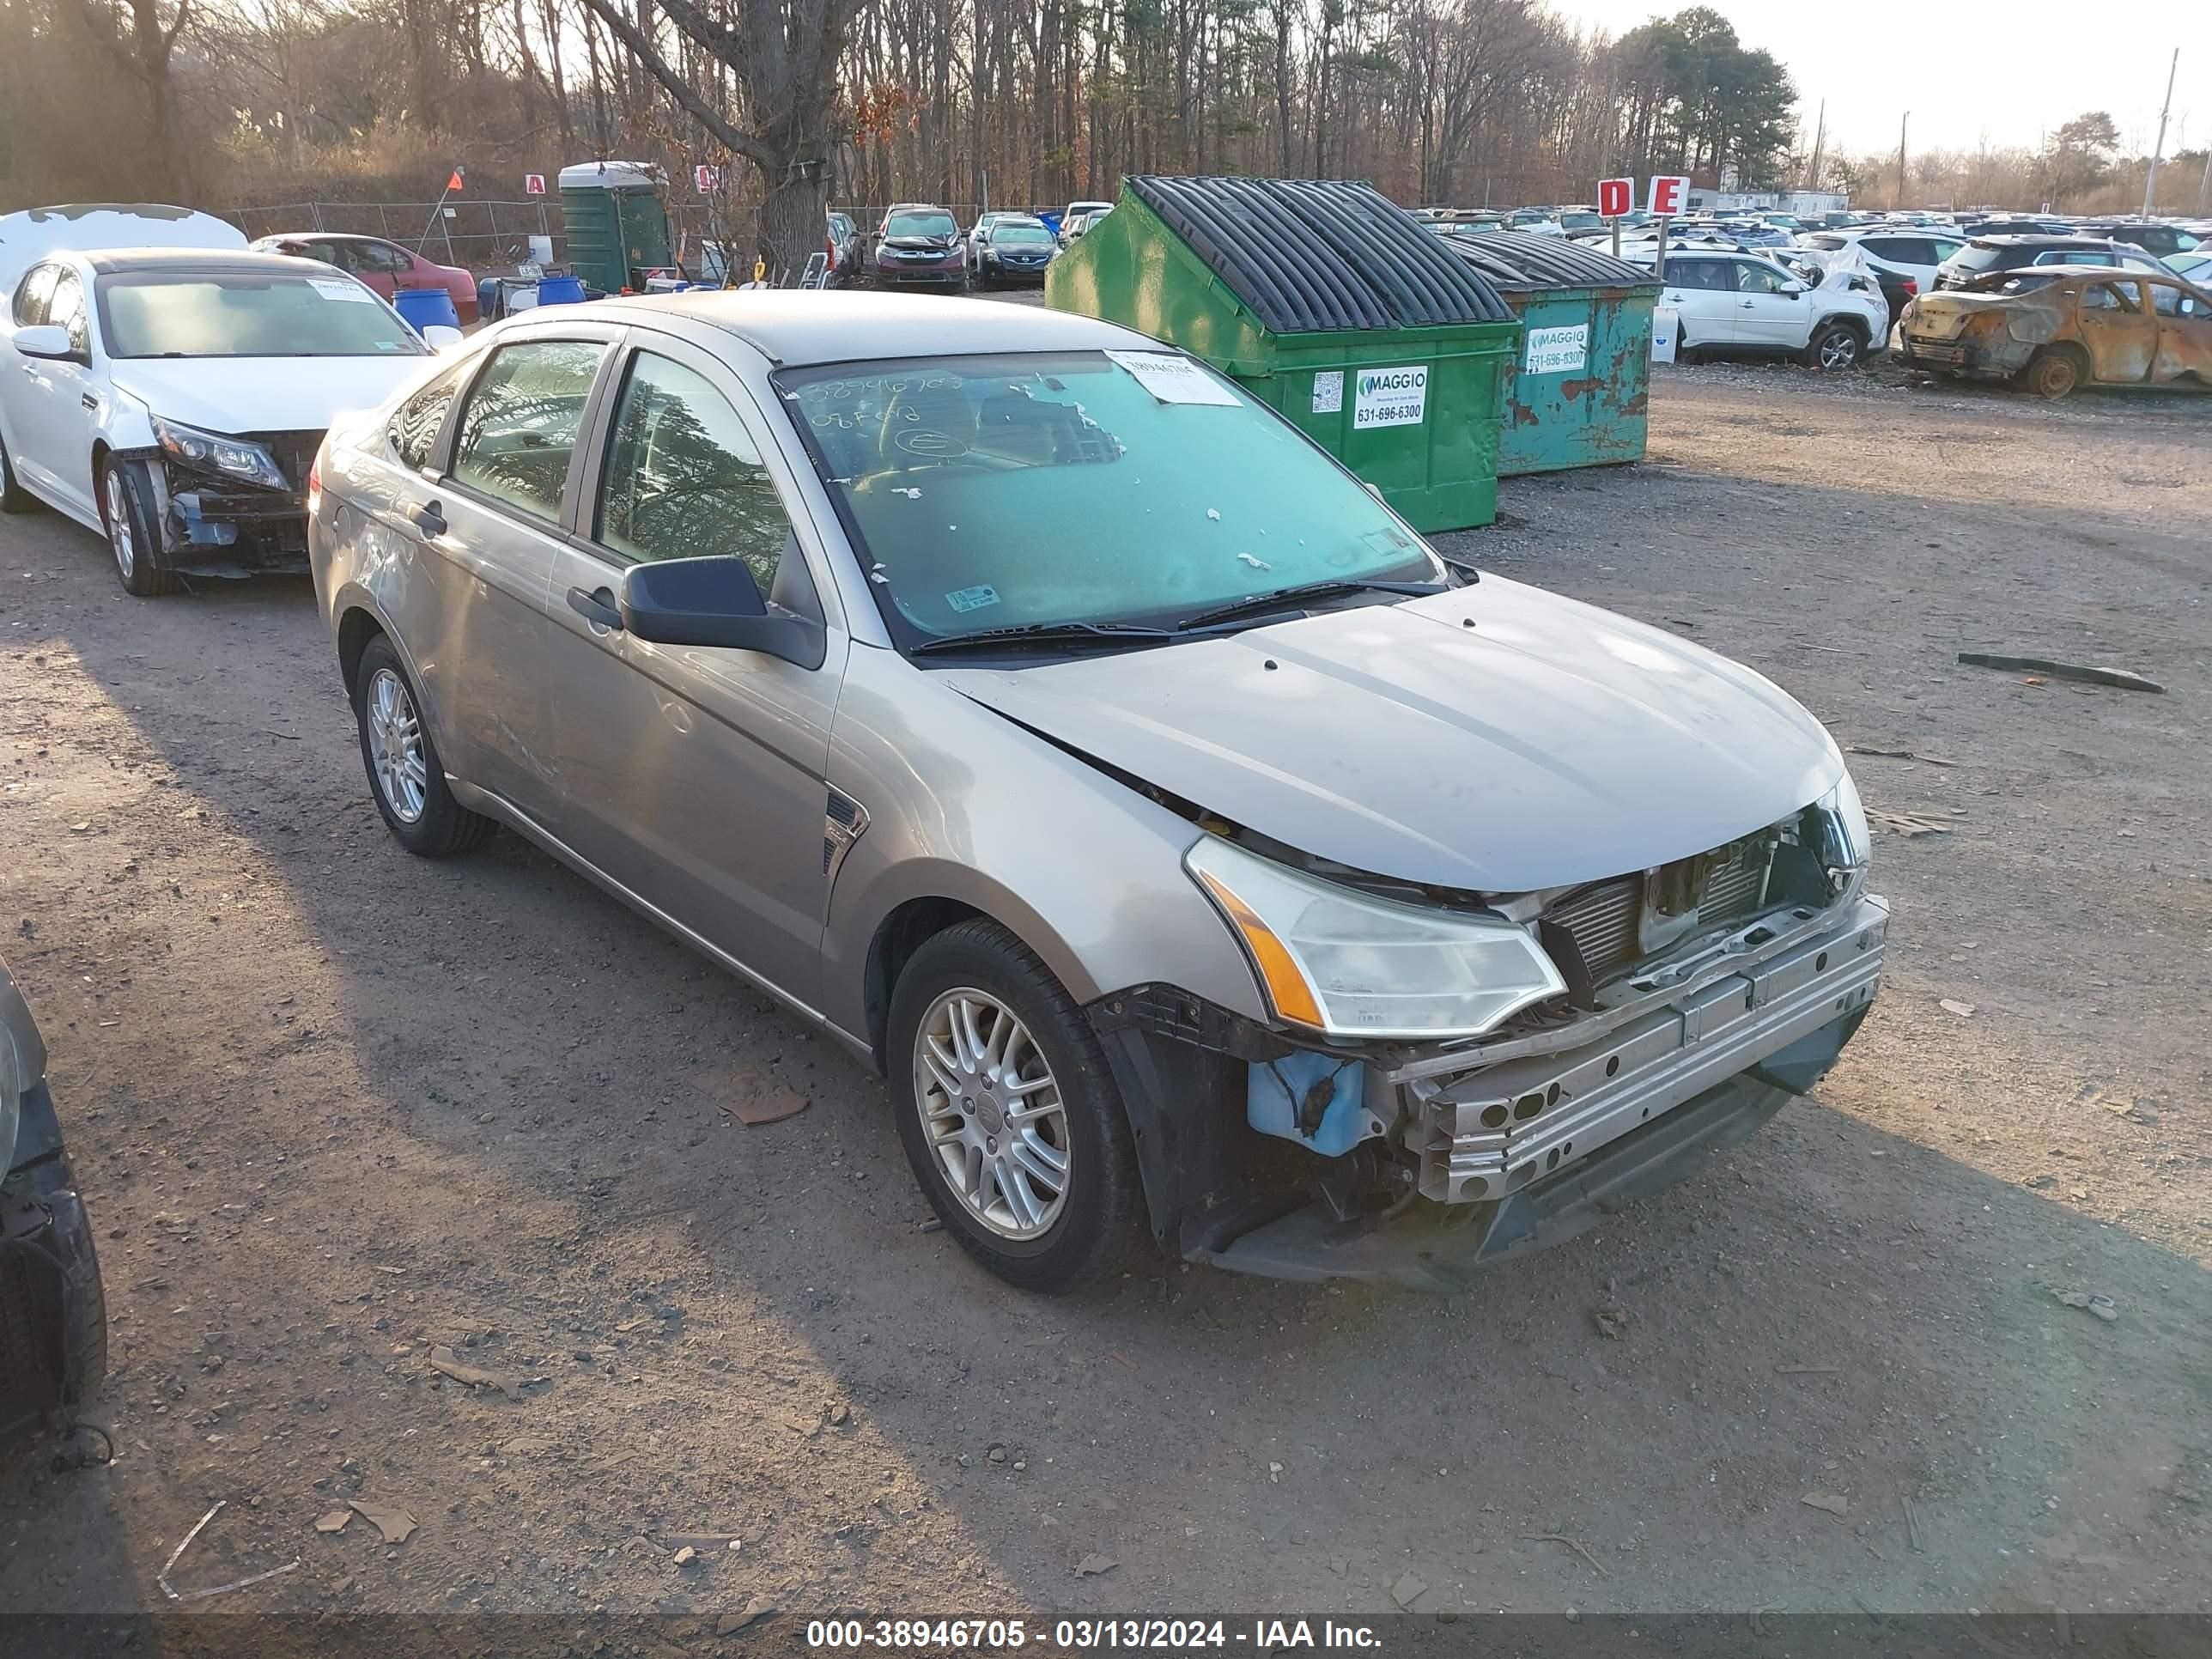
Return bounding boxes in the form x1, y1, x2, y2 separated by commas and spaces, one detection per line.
1174, 577, 1445, 633
908, 619, 1182, 657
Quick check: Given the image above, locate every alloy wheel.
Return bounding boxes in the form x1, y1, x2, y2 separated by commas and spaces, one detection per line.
1818, 331, 1860, 369
105, 468, 135, 580
913, 987, 1070, 1240
365, 666, 428, 823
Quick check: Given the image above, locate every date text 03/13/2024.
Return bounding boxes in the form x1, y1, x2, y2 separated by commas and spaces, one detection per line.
805, 1618, 1384, 1649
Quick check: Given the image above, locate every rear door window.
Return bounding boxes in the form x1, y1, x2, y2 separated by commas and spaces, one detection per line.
12, 263, 57, 327
2080, 283, 2142, 313
450, 340, 607, 522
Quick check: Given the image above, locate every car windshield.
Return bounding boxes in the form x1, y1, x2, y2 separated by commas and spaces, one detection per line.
777, 351, 1437, 647
887, 212, 957, 240
1952, 245, 2006, 272
97, 271, 423, 359
994, 224, 1053, 245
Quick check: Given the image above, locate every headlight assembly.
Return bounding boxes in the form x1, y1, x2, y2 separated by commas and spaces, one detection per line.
151, 417, 293, 493
1813, 770, 1870, 874
1186, 837, 1567, 1040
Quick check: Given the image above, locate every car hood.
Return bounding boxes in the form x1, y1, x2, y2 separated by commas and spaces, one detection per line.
940, 578, 1843, 894
106, 355, 429, 434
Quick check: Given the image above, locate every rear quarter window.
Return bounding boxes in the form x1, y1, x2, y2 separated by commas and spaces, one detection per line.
386, 362, 469, 471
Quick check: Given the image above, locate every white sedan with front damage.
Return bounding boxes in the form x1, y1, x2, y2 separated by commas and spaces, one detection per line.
0, 247, 451, 595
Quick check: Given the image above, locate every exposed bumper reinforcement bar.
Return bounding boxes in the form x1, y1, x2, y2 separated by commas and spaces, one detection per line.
1195, 1013, 1862, 1291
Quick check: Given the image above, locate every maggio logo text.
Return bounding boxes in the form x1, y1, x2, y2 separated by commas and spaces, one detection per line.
1351, 363, 1429, 428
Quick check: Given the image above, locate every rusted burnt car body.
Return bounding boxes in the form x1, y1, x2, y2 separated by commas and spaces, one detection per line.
1897, 269, 2212, 398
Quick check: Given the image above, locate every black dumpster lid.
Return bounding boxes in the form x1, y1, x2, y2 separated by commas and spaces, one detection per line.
1126, 175, 1514, 333
1440, 232, 1658, 292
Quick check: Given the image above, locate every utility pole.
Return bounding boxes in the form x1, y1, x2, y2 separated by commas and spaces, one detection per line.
2200, 143, 2212, 215
2142, 48, 2178, 217
1895, 112, 1909, 208
1805, 100, 1826, 191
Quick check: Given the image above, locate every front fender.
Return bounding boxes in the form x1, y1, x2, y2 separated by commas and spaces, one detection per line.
819, 647, 1267, 1054
94, 385, 156, 453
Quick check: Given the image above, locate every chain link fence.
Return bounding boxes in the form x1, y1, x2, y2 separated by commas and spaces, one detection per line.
223, 200, 564, 272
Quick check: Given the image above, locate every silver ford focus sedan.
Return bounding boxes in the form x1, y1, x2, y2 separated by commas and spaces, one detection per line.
309, 293, 1887, 1293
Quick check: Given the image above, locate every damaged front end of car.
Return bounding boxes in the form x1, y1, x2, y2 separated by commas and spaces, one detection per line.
131, 417, 324, 577
1089, 787, 1886, 1291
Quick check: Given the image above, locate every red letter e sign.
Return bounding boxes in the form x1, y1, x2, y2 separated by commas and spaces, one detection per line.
1648, 175, 1689, 216
1597, 178, 1633, 219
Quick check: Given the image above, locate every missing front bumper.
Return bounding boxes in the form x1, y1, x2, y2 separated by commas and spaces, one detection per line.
1182, 896, 1885, 1288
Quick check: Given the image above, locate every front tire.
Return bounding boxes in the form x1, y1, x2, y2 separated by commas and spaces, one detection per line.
0, 430, 35, 513
889, 919, 1141, 1293
1805, 321, 1863, 370
349, 635, 495, 856
100, 458, 180, 597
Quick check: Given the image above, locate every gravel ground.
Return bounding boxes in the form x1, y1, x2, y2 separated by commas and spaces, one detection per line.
0, 360, 2207, 1631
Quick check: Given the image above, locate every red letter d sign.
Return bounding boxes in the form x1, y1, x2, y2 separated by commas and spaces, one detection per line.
1597, 178, 1632, 219
1648, 175, 1689, 216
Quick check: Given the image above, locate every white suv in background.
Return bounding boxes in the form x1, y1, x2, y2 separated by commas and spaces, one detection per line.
1637, 248, 1889, 368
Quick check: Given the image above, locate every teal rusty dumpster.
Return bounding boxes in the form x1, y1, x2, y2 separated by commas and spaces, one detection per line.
1048, 175, 1522, 532
1440, 233, 1660, 476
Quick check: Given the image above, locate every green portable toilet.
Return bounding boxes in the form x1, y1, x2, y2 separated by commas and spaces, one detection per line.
1440, 234, 1660, 477
557, 161, 673, 293
1048, 176, 1522, 532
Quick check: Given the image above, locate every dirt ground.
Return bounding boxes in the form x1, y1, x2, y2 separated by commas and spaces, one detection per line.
1, 360, 2208, 1631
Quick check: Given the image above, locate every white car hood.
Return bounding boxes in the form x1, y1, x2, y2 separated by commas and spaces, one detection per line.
106, 355, 429, 434
942, 576, 1844, 895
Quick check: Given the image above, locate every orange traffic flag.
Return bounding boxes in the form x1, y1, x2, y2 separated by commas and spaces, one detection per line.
447, 169, 465, 191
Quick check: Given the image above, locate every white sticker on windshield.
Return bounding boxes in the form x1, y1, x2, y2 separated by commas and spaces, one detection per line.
1103, 349, 1241, 406
310, 278, 375, 304
945, 584, 1000, 613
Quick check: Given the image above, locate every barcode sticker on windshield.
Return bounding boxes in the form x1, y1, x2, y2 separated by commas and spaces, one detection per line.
1103, 350, 1241, 406
310, 278, 374, 303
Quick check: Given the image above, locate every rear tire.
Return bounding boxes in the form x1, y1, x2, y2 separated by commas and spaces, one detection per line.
99, 458, 181, 597
0, 430, 34, 513
349, 635, 495, 857
888, 919, 1141, 1294
2022, 346, 2087, 400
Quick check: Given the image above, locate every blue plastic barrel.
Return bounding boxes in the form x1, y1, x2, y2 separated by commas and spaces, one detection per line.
536, 274, 586, 306
393, 288, 460, 331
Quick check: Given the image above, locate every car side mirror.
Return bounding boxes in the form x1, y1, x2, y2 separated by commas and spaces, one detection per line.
619, 555, 823, 667
13, 325, 82, 362
421, 325, 465, 352
1780, 281, 1808, 297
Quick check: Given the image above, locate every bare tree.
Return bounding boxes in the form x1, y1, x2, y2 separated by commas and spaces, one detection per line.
574, 0, 865, 277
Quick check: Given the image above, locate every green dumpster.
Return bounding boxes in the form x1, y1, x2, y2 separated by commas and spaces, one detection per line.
557, 161, 673, 294
1048, 176, 1522, 532
1440, 234, 1660, 477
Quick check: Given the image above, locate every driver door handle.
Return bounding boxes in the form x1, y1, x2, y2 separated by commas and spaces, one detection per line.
566, 585, 623, 633
409, 498, 447, 537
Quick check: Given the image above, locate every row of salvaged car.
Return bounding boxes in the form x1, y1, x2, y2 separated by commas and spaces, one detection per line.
1595, 224, 2210, 397
825, 200, 1113, 292
0, 198, 1887, 1382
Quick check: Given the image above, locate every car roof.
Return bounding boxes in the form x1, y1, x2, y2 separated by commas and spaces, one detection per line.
1972, 234, 2113, 247
78, 248, 345, 276
578, 290, 1156, 366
